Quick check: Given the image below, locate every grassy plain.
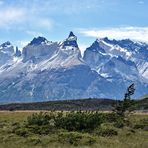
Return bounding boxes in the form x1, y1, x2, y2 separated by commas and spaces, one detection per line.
0, 111, 147, 148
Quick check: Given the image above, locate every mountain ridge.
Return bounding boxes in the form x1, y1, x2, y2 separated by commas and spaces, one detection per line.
0, 32, 147, 103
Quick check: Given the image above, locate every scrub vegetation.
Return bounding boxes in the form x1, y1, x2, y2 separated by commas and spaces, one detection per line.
0, 111, 147, 148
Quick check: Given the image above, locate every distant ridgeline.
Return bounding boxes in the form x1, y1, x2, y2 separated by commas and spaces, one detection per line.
0, 97, 147, 111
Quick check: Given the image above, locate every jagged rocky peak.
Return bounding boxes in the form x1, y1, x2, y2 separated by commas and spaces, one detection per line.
96, 37, 113, 45
86, 39, 106, 53
0, 41, 12, 48
22, 36, 59, 62
62, 31, 78, 48
99, 37, 115, 44
99, 37, 146, 49
0, 33, 147, 103
68, 31, 76, 38
96, 37, 133, 46
14, 46, 21, 57
83, 38, 110, 69
0, 41, 15, 66
28, 36, 49, 46
0, 41, 14, 55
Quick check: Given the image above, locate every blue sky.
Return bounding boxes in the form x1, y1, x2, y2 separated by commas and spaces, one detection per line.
0, 0, 148, 53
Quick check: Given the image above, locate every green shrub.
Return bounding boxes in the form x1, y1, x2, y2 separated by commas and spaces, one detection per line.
11, 122, 21, 133
134, 124, 148, 130
26, 112, 50, 126
95, 124, 118, 137
15, 128, 29, 137
55, 111, 102, 131
0, 121, 8, 128
133, 118, 148, 130
58, 132, 82, 146
139, 118, 148, 125
23, 112, 56, 135
113, 117, 124, 128
134, 124, 143, 129
99, 113, 119, 123
13, 111, 122, 137
27, 124, 55, 135
58, 131, 96, 146
27, 136, 42, 145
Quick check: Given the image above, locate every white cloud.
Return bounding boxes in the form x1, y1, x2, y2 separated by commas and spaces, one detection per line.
0, 7, 26, 27
26, 31, 43, 37
16, 40, 29, 50
0, 0, 105, 31
78, 43, 90, 56
25, 0, 104, 15
79, 27, 148, 43
0, 4, 53, 31
36, 19, 53, 30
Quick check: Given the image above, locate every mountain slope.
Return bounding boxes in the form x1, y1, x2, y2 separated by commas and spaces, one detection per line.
0, 33, 147, 103
83, 38, 148, 98
0, 32, 110, 102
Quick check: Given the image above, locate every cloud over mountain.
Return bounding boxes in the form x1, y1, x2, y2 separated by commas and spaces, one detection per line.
79, 27, 148, 43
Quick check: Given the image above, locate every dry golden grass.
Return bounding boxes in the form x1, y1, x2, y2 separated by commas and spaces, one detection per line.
0, 111, 147, 148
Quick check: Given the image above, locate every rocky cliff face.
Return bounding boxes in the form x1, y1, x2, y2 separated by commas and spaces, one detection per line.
0, 33, 147, 103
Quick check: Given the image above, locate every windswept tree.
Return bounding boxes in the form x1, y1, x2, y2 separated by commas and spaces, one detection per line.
114, 83, 135, 117
124, 83, 135, 100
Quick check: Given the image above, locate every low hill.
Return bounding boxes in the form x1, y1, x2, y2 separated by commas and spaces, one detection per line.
135, 96, 148, 110
0, 98, 115, 111
0, 97, 147, 111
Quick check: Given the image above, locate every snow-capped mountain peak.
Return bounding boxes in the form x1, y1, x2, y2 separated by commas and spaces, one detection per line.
83, 37, 148, 99
28, 36, 51, 46
0, 33, 147, 103
62, 32, 78, 48
22, 37, 58, 62
68, 31, 76, 38
0, 41, 14, 54
87, 39, 106, 53
0, 41, 12, 49
0, 41, 15, 66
